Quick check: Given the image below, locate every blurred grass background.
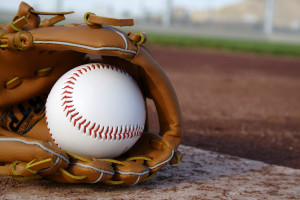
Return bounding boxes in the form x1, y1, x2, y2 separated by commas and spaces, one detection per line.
145, 33, 300, 57
1, 0, 300, 57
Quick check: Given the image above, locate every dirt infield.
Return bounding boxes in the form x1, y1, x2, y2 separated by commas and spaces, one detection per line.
148, 46, 300, 169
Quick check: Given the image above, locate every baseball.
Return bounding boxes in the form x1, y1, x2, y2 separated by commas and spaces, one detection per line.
45, 63, 146, 158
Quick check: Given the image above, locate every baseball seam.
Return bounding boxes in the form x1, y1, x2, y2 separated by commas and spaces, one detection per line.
50, 63, 143, 144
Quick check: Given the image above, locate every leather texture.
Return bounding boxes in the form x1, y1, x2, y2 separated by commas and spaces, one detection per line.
0, 2, 182, 185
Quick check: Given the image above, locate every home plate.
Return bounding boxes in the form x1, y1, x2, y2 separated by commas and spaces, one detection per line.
0, 145, 299, 199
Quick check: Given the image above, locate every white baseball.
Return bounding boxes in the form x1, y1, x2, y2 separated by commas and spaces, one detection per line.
45, 63, 146, 158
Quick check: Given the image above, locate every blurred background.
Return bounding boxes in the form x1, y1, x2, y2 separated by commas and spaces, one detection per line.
1, 0, 300, 43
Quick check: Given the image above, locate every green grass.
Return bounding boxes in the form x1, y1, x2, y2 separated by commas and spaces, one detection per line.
146, 33, 300, 57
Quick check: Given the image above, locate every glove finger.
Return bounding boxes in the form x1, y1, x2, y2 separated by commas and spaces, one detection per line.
0, 157, 68, 180
125, 132, 177, 173
45, 157, 114, 184
169, 150, 182, 165
0, 136, 69, 179
105, 160, 149, 186
0, 136, 69, 164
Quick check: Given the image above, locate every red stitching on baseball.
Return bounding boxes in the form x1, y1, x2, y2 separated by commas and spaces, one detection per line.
69, 77, 77, 81
82, 67, 87, 72
78, 119, 86, 130
63, 90, 72, 94
89, 123, 96, 136
62, 100, 72, 106
84, 121, 91, 134
59, 64, 143, 141
109, 128, 114, 139
98, 126, 104, 138
73, 72, 80, 77
70, 112, 79, 121
94, 125, 100, 138
61, 95, 72, 100
48, 130, 60, 148
66, 109, 75, 117
105, 127, 110, 139
73, 115, 82, 126
64, 105, 73, 111
46, 133, 58, 147
66, 80, 74, 85
132, 126, 136, 137
126, 127, 131, 138
63, 85, 73, 90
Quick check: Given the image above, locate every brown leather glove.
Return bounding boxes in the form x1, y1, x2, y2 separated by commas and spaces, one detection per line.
0, 2, 182, 185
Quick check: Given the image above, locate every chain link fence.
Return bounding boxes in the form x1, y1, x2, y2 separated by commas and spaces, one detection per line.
0, 0, 300, 42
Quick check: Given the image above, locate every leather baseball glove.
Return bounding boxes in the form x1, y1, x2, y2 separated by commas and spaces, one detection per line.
0, 2, 182, 185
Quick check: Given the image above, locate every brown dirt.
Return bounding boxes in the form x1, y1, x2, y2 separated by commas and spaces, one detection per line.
148, 46, 300, 169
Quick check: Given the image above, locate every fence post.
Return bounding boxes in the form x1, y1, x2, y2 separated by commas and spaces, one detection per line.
263, 0, 276, 35
163, 0, 173, 27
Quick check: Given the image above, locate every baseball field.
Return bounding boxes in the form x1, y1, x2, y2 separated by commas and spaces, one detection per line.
149, 44, 300, 169
1, 36, 300, 199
